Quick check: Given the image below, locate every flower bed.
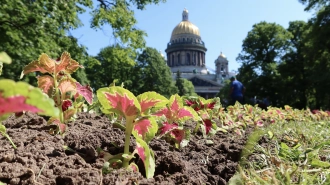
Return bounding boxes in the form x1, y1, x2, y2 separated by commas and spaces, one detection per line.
0, 112, 251, 185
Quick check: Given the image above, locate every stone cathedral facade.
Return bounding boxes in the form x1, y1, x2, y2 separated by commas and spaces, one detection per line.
165, 9, 235, 98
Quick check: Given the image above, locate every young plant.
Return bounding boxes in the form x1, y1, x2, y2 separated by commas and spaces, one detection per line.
153, 94, 199, 148
183, 96, 221, 137
20, 52, 93, 134
97, 86, 168, 178
0, 79, 59, 149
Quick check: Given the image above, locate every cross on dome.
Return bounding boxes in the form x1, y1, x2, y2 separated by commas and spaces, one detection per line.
182, 8, 189, 21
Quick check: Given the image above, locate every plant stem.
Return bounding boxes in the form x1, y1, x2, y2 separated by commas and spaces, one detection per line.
53, 74, 64, 123
5, 134, 17, 149
122, 117, 134, 168
193, 122, 200, 133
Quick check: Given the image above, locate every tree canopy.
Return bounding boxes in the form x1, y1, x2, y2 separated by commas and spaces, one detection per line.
235, 1, 330, 109
236, 22, 292, 106
0, 0, 166, 84
134, 47, 177, 97
85, 45, 136, 91
299, 0, 329, 11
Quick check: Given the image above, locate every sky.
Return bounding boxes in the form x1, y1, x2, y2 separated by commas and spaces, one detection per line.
69, 0, 313, 72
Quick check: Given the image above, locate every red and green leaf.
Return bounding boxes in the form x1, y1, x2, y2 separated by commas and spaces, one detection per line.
0, 95, 42, 116
154, 94, 197, 123
158, 121, 190, 147
20, 54, 55, 78
55, 52, 82, 75
170, 129, 186, 146
168, 128, 190, 148
63, 108, 76, 122
159, 122, 179, 136
62, 99, 72, 111
128, 163, 139, 172
184, 96, 220, 112
134, 138, 155, 179
58, 78, 76, 98
75, 82, 93, 105
37, 75, 54, 97
204, 97, 220, 110
0, 80, 59, 120
202, 119, 212, 135
200, 119, 218, 136
132, 117, 158, 143
137, 92, 168, 115
97, 86, 140, 119
48, 117, 66, 134
54, 52, 71, 74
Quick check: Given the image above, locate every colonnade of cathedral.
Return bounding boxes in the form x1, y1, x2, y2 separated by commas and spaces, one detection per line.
166, 50, 205, 67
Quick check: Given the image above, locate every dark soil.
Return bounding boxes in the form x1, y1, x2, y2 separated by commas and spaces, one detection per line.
0, 112, 251, 185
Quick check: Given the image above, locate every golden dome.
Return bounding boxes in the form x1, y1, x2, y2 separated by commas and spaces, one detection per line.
171, 21, 200, 38
219, 52, 226, 58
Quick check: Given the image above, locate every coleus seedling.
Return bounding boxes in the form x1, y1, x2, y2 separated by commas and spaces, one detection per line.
0, 79, 59, 149
20, 52, 93, 134
183, 96, 221, 137
153, 94, 199, 148
97, 86, 168, 178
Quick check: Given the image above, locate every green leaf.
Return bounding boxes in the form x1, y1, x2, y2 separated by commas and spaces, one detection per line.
267, 131, 274, 139
0, 52, 12, 64
311, 158, 330, 168
0, 123, 6, 135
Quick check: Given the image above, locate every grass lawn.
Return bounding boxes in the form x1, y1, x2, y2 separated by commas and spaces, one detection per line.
229, 120, 330, 185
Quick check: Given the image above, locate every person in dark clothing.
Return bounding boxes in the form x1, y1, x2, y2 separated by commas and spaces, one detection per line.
229, 76, 245, 105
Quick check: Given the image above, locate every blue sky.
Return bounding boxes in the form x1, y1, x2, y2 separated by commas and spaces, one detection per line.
70, 0, 313, 72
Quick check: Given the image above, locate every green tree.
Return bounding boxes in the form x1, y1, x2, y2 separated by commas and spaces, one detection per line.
182, 79, 197, 96
134, 47, 177, 97
236, 21, 292, 107
175, 70, 186, 96
0, 0, 93, 83
304, 6, 330, 109
299, 0, 329, 11
216, 79, 231, 106
85, 45, 135, 91
278, 21, 311, 109
91, 0, 165, 50
0, 0, 166, 84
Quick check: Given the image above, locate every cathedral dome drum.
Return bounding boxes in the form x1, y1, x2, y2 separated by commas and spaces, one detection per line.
164, 9, 232, 99
165, 8, 207, 73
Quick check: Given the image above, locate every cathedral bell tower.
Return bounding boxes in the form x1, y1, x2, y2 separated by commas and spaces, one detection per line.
215, 52, 229, 83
